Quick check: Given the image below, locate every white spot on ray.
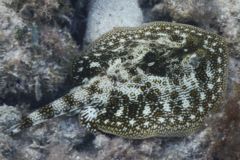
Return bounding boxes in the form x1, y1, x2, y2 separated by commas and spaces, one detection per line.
218, 68, 223, 73
90, 62, 101, 68
169, 118, 175, 123
144, 121, 150, 127
218, 88, 222, 92
203, 44, 215, 52
212, 95, 216, 100
208, 83, 214, 90
208, 103, 213, 108
198, 106, 204, 113
153, 124, 157, 129
219, 48, 223, 53
143, 105, 151, 116
82, 78, 89, 84
108, 41, 114, 46
174, 30, 180, 34
94, 53, 101, 56
200, 92, 206, 100
206, 62, 213, 78
158, 117, 165, 123
100, 46, 105, 50
134, 35, 139, 38
136, 126, 140, 130
178, 116, 183, 121
81, 106, 98, 121
217, 57, 222, 64
78, 67, 83, 72
129, 119, 136, 126
190, 114, 196, 120
209, 48, 215, 52
104, 119, 109, 124
115, 107, 124, 117
147, 62, 155, 66
182, 98, 190, 109
145, 31, 151, 36
128, 36, 133, 40
163, 102, 171, 112
119, 39, 126, 43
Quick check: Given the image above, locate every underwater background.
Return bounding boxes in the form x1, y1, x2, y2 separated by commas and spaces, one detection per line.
0, 0, 240, 159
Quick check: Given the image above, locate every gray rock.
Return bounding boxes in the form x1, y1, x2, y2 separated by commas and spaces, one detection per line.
0, 105, 19, 159
0, 0, 79, 102
0, 104, 21, 131
84, 0, 143, 44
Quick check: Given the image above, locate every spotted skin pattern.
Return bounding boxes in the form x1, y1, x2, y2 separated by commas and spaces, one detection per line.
9, 22, 228, 139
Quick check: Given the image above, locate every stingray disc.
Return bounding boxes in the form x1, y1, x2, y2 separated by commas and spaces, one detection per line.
71, 22, 228, 139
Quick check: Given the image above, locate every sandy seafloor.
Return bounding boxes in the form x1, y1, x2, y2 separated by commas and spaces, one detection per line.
1, 0, 240, 159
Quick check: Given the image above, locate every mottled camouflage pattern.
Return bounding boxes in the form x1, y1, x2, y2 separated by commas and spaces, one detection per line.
9, 22, 228, 139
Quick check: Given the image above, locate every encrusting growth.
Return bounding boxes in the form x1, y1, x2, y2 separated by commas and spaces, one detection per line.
8, 22, 228, 139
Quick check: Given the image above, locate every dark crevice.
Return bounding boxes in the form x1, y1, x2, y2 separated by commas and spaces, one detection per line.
69, 0, 90, 48
138, 0, 173, 22
73, 133, 96, 152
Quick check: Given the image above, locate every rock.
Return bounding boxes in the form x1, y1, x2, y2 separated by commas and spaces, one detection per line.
0, 133, 17, 160
0, 104, 21, 131
0, 0, 79, 104
0, 105, 19, 159
207, 98, 240, 160
84, 0, 143, 44
228, 57, 240, 97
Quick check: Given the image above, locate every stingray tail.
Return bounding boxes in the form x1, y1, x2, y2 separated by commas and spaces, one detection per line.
7, 92, 81, 135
